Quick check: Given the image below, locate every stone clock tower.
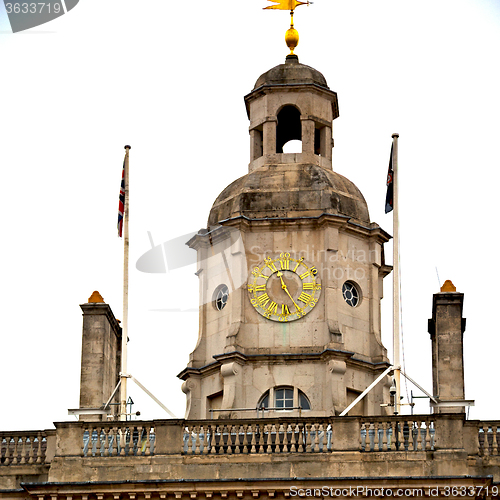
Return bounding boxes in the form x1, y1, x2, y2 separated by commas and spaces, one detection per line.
178, 54, 392, 419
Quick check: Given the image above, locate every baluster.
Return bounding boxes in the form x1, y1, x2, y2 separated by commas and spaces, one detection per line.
232, 424, 239, 454
81, 427, 87, 457
4, 437, 11, 465
477, 426, 483, 456
273, 424, 280, 453
492, 426, 498, 456
118, 427, 126, 456
421, 421, 428, 451
395, 420, 403, 451
358, 422, 363, 451
304, 423, 312, 452
127, 426, 134, 457
113, 426, 120, 456
389, 421, 396, 451
102, 428, 109, 457
137, 425, 145, 456
241, 424, 249, 454
250, 424, 257, 454
381, 422, 388, 452
270, 424, 278, 453
407, 421, 414, 452
19, 436, 26, 464
12, 437, 18, 465
360, 422, 367, 451
106, 427, 112, 457
94, 427, 101, 457
319, 423, 326, 453
235, 425, 242, 454
145, 425, 152, 456
312, 423, 319, 453
371, 422, 379, 451
194, 425, 201, 455
416, 421, 423, 451
256, 424, 264, 453
218, 424, 226, 455
186, 425, 193, 455
290, 424, 297, 453
282, 424, 289, 453
151, 425, 156, 455
209, 425, 217, 455
28, 435, 34, 464
484, 427, 491, 456
297, 423, 304, 453
225, 425, 233, 455
262, 424, 270, 453
121, 426, 128, 457
201, 425, 209, 455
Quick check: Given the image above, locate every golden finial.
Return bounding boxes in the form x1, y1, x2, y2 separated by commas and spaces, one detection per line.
440, 280, 457, 293
263, 0, 311, 56
285, 11, 299, 55
88, 290, 105, 303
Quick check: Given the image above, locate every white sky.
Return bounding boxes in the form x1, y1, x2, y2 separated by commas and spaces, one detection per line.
0, 0, 499, 431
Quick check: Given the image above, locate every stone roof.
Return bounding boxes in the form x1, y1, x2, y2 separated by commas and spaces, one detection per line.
253, 55, 329, 90
208, 163, 370, 227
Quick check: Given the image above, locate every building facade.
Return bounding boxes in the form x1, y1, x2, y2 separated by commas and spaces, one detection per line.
1, 54, 499, 500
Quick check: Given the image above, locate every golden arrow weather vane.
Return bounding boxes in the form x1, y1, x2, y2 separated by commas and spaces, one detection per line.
263, 0, 312, 55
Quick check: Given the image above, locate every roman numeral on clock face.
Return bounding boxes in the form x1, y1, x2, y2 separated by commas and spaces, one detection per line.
257, 293, 270, 308
302, 282, 315, 290
267, 301, 278, 315
280, 257, 290, 270
298, 291, 312, 304
281, 304, 290, 315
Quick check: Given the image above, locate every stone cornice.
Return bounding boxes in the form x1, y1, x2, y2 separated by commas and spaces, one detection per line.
178, 349, 391, 379
244, 82, 339, 119
215, 214, 391, 245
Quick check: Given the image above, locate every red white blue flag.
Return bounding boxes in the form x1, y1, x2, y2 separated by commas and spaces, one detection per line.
118, 159, 125, 237
385, 144, 394, 214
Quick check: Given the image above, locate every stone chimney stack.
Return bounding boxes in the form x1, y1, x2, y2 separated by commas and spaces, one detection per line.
428, 280, 467, 414
79, 291, 122, 421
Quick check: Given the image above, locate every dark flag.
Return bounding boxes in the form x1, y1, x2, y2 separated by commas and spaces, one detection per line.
385, 144, 394, 213
117, 159, 125, 237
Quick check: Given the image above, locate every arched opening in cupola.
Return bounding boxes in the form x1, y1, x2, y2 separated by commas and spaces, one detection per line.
276, 105, 301, 153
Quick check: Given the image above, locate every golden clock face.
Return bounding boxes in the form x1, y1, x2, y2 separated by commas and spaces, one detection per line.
248, 253, 322, 322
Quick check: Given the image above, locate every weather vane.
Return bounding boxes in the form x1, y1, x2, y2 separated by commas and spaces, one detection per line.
263, 0, 313, 56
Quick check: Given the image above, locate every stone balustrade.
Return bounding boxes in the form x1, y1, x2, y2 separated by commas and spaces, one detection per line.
2, 415, 500, 467
183, 418, 333, 454
475, 421, 500, 456
81, 422, 156, 457
359, 415, 435, 452
0, 430, 55, 466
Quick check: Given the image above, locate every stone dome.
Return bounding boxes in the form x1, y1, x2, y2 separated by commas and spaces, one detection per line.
208, 164, 370, 227
253, 55, 329, 90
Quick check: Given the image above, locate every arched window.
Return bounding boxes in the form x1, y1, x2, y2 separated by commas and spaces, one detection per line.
258, 386, 311, 411
276, 105, 301, 153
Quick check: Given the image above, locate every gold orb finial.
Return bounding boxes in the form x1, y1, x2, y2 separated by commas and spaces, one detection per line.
285, 11, 299, 55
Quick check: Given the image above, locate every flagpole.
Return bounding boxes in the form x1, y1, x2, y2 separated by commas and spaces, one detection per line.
120, 145, 131, 421
391, 133, 401, 415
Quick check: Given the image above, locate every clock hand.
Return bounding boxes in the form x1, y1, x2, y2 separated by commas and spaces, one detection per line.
277, 271, 302, 311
